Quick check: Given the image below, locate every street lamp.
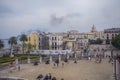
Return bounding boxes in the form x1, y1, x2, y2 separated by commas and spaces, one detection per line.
111, 44, 117, 80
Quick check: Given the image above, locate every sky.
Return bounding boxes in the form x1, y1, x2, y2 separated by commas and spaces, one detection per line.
0, 0, 120, 39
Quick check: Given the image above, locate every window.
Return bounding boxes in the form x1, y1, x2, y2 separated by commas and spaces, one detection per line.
29, 37, 31, 41
107, 34, 109, 37
55, 42, 57, 46
115, 34, 117, 37
52, 37, 54, 40
52, 42, 54, 46
55, 37, 56, 40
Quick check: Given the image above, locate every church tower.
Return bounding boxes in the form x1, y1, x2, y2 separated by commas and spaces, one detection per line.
91, 25, 97, 32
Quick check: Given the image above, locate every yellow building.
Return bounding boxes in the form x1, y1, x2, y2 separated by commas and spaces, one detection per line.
19, 32, 39, 52
27, 32, 39, 50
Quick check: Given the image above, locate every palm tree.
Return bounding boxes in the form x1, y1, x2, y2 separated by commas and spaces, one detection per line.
20, 34, 28, 54
0, 39, 4, 50
8, 37, 17, 57
27, 43, 33, 53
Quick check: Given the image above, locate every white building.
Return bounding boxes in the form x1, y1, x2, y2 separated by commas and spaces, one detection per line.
48, 33, 63, 50
1, 39, 10, 49
104, 28, 120, 44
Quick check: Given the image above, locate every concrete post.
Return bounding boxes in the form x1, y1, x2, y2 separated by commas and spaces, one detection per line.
39, 56, 42, 63
49, 55, 52, 63
59, 54, 61, 62
67, 54, 69, 59
74, 53, 77, 59
113, 57, 117, 80
116, 59, 120, 80
27, 57, 31, 64
15, 58, 18, 65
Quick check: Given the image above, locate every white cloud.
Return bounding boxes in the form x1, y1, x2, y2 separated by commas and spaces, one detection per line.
0, 0, 120, 39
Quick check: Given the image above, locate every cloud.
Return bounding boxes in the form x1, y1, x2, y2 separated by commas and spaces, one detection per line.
0, 0, 120, 39
50, 14, 64, 26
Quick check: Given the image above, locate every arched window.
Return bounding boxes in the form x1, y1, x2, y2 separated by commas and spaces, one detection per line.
112, 34, 114, 39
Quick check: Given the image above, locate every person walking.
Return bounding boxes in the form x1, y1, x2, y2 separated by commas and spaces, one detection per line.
62, 62, 64, 67
48, 73, 52, 80
44, 74, 49, 80
18, 64, 20, 71
53, 62, 56, 69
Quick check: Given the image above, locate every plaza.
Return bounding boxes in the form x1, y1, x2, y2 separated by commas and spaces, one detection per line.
0, 59, 113, 80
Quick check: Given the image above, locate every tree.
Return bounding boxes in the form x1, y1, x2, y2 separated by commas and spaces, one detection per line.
111, 34, 120, 50
0, 39, 4, 50
8, 36, 17, 56
89, 38, 103, 44
27, 43, 33, 53
62, 41, 67, 50
20, 34, 28, 54
96, 38, 103, 44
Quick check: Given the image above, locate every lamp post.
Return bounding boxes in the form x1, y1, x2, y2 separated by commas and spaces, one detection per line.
110, 44, 116, 80
113, 54, 117, 80
111, 44, 117, 80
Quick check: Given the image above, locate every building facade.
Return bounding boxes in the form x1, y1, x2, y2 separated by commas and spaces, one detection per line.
48, 33, 63, 50
39, 32, 49, 50
104, 28, 120, 44
27, 31, 39, 50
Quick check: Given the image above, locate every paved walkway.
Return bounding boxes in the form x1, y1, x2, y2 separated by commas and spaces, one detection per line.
0, 59, 113, 80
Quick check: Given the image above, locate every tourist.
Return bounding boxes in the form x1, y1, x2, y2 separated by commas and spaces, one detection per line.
56, 60, 59, 67
108, 56, 113, 63
44, 74, 49, 80
53, 62, 56, 68
13, 62, 16, 69
74, 59, 77, 63
48, 73, 52, 80
9, 62, 13, 73
36, 74, 43, 80
88, 56, 91, 61
61, 78, 64, 80
62, 62, 64, 67
18, 64, 20, 71
51, 77, 56, 80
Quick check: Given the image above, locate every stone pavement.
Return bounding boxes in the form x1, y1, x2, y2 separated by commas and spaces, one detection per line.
0, 59, 113, 80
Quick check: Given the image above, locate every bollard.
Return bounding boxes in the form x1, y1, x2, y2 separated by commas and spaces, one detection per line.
49, 55, 52, 63
116, 58, 120, 80
67, 54, 69, 59
15, 58, 18, 65
28, 58, 30, 64
59, 54, 61, 62
39, 56, 42, 63
74, 53, 77, 59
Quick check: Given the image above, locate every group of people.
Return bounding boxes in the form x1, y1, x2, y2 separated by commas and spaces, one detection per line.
9, 62, 20, 72
94, 55, 102, 63
53, 60, 65, 68
36, 73, 64, 80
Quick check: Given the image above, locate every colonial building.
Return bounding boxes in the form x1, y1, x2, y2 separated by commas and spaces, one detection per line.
64, 30, 89, 51
39, 32, 49, 50
65, 30, 79, 50
1, 39, 10, 50
27, 31, 39, 50
104, 28, 120, 44
87, 25, 104, 40
48, 33, 64, 50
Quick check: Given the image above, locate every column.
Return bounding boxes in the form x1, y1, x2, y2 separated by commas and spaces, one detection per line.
116, 59, 120, 80
59, 54, 61, 62
74, 53, 77, 59
49, 55, 52, 63
39, 56, 42, 63
15, 58, 18, 65
67, 54, 69, 59
28, 57, 31, 64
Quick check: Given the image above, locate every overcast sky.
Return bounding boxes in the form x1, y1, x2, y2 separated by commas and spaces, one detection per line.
0, 0, 120, 39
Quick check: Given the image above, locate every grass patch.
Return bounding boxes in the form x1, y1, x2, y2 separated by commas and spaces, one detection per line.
0, 54, 47, 64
